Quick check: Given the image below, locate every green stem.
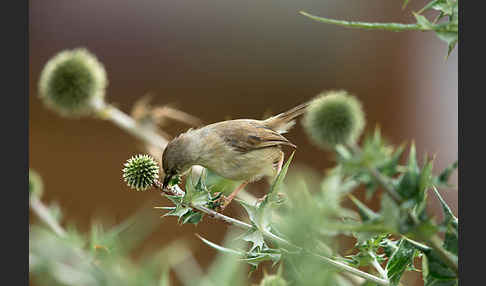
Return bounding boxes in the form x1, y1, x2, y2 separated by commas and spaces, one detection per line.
346, 144, 402, 202
94, 103, 168, 149
299, 11, 428, 32
309, 252, 389, 286
369, 251, 388, 280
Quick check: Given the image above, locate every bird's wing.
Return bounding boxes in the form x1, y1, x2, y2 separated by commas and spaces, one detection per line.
214, 120, 296, 153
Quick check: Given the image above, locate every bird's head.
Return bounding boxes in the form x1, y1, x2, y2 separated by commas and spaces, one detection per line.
161, 134, 195, 189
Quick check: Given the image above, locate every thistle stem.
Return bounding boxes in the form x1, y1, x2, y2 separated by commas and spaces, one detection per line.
299, 11, 428, 32
94, 103, 168, 149
155, 182, 390, 286
309, 252, 389, 285
346, 143, 402, 202
369, 251, 388, 280
29, 197, 66, 237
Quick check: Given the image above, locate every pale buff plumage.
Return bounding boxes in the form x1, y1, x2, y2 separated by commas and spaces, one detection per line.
161, 102, 310, 208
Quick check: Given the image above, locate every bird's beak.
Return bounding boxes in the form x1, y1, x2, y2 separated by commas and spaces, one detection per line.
162, 174, 172, 189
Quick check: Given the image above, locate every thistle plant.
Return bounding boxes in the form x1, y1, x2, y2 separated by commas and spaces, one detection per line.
303, 90, 365, 149
30, 1, 458, 285
38, 48, 107, 117
300, 0, 459, 57
122, 155, 160, 191
117, 96, 457, 285
29, 169, 43, 199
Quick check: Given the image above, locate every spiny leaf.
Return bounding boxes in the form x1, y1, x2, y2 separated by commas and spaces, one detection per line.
396, 144, 422, 201
414, 13, 434, 29
237, 199, 260, 229
386, 239, 416, 286
443, 225, 458, 256
379, 143, 406, 177
268, 152, 295, 196
432, 186, 458, 227
163, 205, 191, 220
241, 229, 266, 252
436, 30, 458, 58
182, 168, 209, 207
348, 194, 380, 222
414, 156, 434, 218
436, 160, 458, 186
432, 186, 457, 255
165, 194, 182, 206
407, 143, 419, 173
380, 238, 399, 258
195, 168, 208, 191
429, 0, 457, 16
181, 210, 204, 225
422, 249, 457, 286
241, 251, 281, 267
196, 234, 244, 256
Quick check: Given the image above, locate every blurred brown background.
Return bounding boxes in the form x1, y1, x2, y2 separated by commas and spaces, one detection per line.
29, 0, 457, 285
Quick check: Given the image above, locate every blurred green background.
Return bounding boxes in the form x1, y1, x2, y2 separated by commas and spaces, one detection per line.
29, 0, 457, 285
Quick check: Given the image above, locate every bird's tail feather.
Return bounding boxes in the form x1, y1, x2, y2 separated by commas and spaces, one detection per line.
263, 101, 310, 133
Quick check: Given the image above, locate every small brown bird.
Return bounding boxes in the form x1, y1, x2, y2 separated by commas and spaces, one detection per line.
162, 102, 309, 209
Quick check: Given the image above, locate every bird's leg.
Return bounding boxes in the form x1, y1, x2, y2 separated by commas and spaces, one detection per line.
275, 153, 285, 176
217, 181, 249, 211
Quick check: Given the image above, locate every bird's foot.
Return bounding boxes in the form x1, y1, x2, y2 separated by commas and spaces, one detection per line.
213, 181, 249, 212
256, 194, 267, 205
213, 194, 232, 212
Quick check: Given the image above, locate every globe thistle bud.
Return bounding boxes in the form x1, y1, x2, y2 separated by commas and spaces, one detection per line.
29, 169, 43, 199
259, 274, 288, 286
122, 154, 160, 191
303, 90, 365, 149
38, 48, 107, 117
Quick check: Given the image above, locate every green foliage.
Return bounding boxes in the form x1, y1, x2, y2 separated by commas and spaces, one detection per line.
258, 269, 288, 286
300, 0, 458, 57
436, 161, 458, 187
303, 90, 365, 149
29, 206, 173, 286
385, 239, 418, 286
433, 186, 458, 257
29, 169, 43, 199
422, 249, 458, 286
38, 48, 107, 117
187, 132, 458, 285
33, 126, 458, 286
122, 154, 160, 191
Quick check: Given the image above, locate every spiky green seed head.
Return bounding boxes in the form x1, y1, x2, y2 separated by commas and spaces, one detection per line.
259, 275, 288, 286
122, 154, 160, 191
29, 169, 43, 198
38, 48, 107, 117
303, 90, 365, 149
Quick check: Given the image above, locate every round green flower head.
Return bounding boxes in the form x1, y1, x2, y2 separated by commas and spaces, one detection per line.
29, 169, 43, 198
259, 275, 288, 286
303, 90, 365, 149
122, 154, 160, 191
38, 48, 107, 117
